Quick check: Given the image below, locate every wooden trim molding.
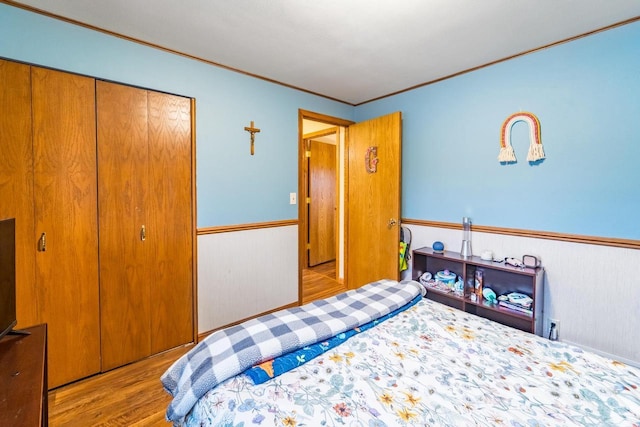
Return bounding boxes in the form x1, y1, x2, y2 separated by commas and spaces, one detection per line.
355, 16, 640, 106
5, 0, 637, 106
303, 127, 338, 140
299, 110, 355, 128
1, 0, 354, 106
197, 219, 298, 235
190, 98, 199, 343
402, 218, 640, 250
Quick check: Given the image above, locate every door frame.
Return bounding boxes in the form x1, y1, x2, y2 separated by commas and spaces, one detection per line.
298, 110, 354, 304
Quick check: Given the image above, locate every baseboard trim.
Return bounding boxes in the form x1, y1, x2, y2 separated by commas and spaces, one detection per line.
561, 339, 640, 369
197, 300, 299, 342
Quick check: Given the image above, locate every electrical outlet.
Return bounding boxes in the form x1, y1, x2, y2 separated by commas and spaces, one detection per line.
548, 318, 559, 341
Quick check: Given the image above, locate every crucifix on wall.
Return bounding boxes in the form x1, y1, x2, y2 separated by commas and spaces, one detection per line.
244, 121, 261, 155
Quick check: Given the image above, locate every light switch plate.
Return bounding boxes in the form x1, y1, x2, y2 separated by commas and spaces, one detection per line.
289, 192, 296, 205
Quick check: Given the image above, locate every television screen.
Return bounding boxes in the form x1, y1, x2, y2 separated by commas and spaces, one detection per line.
0, 218, 16, 340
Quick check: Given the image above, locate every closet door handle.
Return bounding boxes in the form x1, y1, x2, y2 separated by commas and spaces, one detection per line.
38, 232, 46, 252
140, 225, 146, 241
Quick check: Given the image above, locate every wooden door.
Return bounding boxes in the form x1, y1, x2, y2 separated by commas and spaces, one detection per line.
97, 81, 151, 371
308, 140, 336, 266
346, 112, 402, 289
97, 83, 194, 369
31, 67, 101, 388
147, 91, 193, 354
0, 60, 38, 329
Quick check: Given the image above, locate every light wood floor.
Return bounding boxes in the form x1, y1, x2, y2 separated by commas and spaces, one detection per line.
48, 345, 191, 426
301, 260, 346, 304
48, 262, 346, 426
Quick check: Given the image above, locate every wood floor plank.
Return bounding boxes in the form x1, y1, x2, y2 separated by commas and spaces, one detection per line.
48, 345, 191, 426
48, 265, 345, 425
302, 261, 346, 304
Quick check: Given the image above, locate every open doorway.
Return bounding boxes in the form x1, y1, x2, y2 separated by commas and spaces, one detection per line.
298, 110, 352, 304
298, 110, 402, 303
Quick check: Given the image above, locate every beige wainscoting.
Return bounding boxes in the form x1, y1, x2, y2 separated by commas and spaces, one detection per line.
403, 222, 640, 368
197, 223, 299, 334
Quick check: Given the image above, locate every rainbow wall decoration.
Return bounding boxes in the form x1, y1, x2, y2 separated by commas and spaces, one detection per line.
498, 112, 545, 163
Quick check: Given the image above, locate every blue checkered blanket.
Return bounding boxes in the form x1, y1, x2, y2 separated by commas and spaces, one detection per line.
161, 279, 424, 423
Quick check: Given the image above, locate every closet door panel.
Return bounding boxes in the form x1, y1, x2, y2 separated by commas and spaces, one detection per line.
31, 67, 100, 388
147, 92, 193, 353
0, 60, 37, 329
96, 81, 151, 371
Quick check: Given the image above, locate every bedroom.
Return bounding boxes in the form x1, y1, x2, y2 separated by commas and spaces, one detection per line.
0, 1, 639, 425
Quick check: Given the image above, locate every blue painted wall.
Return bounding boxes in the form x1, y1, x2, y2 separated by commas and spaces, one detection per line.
2, 3, 639, 240
0, 3, 353, 227
356, 21, 640, 240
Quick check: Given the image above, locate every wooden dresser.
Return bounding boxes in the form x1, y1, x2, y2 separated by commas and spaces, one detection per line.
0, 324, 48, 427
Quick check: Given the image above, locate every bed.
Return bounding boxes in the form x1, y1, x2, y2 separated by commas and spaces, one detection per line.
162, 280, 640, 426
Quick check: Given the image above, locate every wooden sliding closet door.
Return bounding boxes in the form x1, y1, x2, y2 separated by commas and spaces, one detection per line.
97, 82, 152, 370
2, 61, 192, 384
97, 81, 193, 371
31, 67, 101, 388
147, 91, 193, 354
0, 60, 37, 330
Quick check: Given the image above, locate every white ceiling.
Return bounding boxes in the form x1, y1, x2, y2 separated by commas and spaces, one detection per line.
11, 0, 640, 105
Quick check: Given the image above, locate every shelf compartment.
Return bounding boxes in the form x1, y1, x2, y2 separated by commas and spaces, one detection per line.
412, 247, 544, 336
467, 304, 534, 333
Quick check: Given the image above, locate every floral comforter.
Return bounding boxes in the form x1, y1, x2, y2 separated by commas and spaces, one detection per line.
182, 299, 640, 426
